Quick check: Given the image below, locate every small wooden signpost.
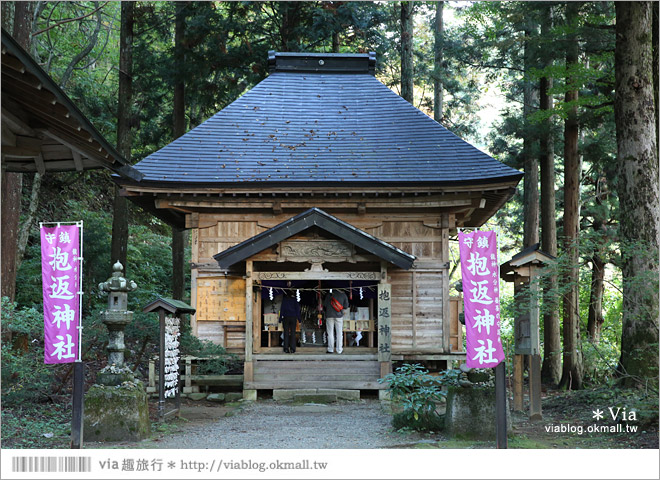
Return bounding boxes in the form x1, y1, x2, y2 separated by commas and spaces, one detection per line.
500, 243, 555, 421
143, 297, 196, 420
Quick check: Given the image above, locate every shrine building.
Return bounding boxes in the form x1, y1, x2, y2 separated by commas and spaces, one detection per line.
115, 51, 522, 398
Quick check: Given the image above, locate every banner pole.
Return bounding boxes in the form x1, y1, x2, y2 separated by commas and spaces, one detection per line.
71, 220, 84, 448
495, 361, 507, 448
77, 220, 84, 361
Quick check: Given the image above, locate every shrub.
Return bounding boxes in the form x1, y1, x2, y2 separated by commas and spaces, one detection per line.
1, 299, 57, 405
379, 363, 447, 432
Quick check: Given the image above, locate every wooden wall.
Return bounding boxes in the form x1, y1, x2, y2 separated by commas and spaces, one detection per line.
190, 212, 454, 354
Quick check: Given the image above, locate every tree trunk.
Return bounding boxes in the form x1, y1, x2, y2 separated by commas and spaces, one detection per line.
539, 5, 561, 386
111, 1, 134, 271
400, 1, 414, 103
433, 1, 443, 122
614, 2, 660, 384
523, 22, 539, 248
172, 1, 187, 301
279, 2, 301, 51
1, 1, 33, 302
1, 2, 13, 31
15, 173, 42, 271
652, 2, 658, 150
586, 250, 606, 344
559, 1, 583, 390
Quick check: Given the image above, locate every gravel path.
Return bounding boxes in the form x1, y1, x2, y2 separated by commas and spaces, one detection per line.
146, 399, 436, 449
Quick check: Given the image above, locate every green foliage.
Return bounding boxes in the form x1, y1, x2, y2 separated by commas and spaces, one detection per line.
1, 403, 71, 449
1, 299, 57, 405
379, 363, 446, 431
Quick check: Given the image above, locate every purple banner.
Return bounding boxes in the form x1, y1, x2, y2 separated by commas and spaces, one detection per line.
41, 224, 80, 364
458, 230, 504, 368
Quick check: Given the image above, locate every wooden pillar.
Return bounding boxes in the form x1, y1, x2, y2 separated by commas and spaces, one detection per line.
513, 353, 524, 412
441, 216, 451, 353
243, 260, 256, 399
529, 354, 542, 420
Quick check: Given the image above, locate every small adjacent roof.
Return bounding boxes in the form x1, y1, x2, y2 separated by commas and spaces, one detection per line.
214, 207, 416, 270
122, 51, 522, 187
143, 297, 196, 315
500, 243, 556, 282
1, 29, 142, 180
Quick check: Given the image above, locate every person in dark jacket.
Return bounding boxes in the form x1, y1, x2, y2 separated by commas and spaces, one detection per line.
279, 285, 301, 353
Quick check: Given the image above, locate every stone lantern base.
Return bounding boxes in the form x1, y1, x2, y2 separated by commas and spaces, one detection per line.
83, 380, 150, 442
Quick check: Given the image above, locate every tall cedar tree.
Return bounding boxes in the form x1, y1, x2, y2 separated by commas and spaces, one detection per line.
400, 1, 414, 103
539, 4, 561, 385
614, 2, 660, 384
433, 1, 443, 122
172, 1, 187, 301
110, 2, 134, 271
522, 19, 539, 248
559, 1, 584, 390
1, 1, 33, 302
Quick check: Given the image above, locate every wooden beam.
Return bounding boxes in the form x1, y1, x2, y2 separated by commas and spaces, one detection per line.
1, 52, 26, 73
34, 154, 46, 175
1, 106, 35, 136
256, 271, 380, 281
1, 122, 16, 146
1, 145, 41, 157
2, 66, 42, 90
71, 149, 84, 171
245, 260, 253, 362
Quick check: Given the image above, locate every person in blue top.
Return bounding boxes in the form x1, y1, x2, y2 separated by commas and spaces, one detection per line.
279, 282, 301, 353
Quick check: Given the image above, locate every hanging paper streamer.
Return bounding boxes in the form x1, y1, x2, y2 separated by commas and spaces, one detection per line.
301, 331, 307, 343
355, 331, 363, 346
296, 289, 300, 302
359, 287, 363, 300
312, 332, 316, 344
269, 287, 274, 301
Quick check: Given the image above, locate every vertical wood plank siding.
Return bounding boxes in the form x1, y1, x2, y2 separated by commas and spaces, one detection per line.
193, 213, 448, 353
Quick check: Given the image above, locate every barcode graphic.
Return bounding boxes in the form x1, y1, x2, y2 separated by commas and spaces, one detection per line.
11, 456, 92, 473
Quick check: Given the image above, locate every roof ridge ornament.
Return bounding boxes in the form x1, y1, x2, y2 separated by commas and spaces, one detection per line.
268, 50, 376, 75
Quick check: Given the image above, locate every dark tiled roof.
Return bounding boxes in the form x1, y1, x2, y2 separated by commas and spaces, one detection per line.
131, 52, 521, 186
214, 208, 416, 270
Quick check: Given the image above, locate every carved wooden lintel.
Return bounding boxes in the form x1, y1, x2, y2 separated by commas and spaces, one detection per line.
278, 239, 355, 263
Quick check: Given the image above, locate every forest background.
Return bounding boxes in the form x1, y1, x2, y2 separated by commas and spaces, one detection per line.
1, 1, 658, 448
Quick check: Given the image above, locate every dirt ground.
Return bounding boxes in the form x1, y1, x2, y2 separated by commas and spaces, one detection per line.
86, 387, 658, 450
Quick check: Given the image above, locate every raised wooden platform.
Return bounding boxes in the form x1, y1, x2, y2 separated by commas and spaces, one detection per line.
245, 354, 385, 390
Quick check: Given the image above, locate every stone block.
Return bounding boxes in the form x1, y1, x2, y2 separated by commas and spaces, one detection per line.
444, 386, 511, 440
292, 393, 337, 404
317, 389, 360, 401
224, 392, 243, 402
207, 393, 225, 402
272, 389, 316, 401
242, 389, 257, 401
84, 383, 150, 442
189, 393, 207, 401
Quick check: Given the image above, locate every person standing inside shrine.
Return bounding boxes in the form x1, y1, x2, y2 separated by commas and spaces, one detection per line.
324, 287, 349, 354
279, 282, 301, 353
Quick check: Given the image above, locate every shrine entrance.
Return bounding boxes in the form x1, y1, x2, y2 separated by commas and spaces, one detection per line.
212, 208, 410, 396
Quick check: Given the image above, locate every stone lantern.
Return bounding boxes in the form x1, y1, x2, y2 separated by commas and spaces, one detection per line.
97, 261, 138, 385
84, 261, 150, 443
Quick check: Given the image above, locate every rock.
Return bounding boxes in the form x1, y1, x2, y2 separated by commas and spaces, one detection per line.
83, 383, 150, 442
459, 363, 471, 373
467, 370, 490, 384
189, 393, 207, 401
224, 392, 243, 402
207, 393, 225, 403
444, 386, 511, 440
458, 380, 473, 388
